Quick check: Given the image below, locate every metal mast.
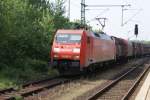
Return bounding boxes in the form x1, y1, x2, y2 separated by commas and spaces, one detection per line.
81, 4, 131, 27
81, 0, 86, 26
68, 0, 70, 20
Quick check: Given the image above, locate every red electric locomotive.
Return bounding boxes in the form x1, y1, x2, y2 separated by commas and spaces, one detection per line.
51, 29, 116, 72
51, 29, 150, 73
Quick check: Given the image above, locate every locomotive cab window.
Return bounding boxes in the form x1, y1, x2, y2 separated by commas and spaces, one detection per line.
55, 33, 81, 43
100, 34, 111, 40
94, 33, 100, 38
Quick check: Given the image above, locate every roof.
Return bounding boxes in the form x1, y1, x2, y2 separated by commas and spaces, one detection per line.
57, 29, 84, 34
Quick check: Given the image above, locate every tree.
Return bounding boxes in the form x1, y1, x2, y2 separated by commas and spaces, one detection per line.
0, 0, 70, 81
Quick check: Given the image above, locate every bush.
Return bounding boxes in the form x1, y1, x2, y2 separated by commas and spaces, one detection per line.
0, 0, 73, 89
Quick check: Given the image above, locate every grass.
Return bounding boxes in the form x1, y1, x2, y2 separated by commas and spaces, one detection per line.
0, 59, 58, 89
0, 69, 58, 89
0, 78, 15, 89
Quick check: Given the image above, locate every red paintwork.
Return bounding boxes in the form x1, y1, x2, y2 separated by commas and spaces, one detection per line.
51, 30, 84, 69
51, 29, 116, 70
51, 29, 150, 71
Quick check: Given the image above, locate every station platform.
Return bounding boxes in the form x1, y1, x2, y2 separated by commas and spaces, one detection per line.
135, 67, 150, 100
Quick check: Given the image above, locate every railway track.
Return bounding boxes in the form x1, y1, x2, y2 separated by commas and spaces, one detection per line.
0, 58, 149, 100
87, 59, 150, 100
0, 76, 73, 100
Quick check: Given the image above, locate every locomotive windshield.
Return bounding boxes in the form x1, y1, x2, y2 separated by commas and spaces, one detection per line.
56, 34, 81, 43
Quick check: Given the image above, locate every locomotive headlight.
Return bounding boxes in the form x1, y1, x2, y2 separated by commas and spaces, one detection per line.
73, 48, 80, 53
54, 48, 60, 53
54, 54, 58, 58
74, 56, 80, 59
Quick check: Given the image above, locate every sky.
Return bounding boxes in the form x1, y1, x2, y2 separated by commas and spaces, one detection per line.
52, 0, 150, 41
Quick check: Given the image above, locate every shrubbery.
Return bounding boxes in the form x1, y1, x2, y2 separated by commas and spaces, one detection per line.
0, 0, 71, 87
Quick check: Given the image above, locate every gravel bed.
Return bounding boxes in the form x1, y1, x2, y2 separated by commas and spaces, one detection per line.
97, 65, 144, 100
129, 62, 150, 100
25, 58, 146, 100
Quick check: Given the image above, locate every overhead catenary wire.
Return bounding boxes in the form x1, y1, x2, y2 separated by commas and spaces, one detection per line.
88, 8, 109, 22
81, 3, 131, 27
68, 1, 141, 31
86, 4, 131, 7
123, 8, 142, 26
85, 8, 109, 11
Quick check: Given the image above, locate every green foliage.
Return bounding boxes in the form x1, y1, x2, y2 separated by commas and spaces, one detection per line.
0, 0, 74, 88
14, 95, 23, 100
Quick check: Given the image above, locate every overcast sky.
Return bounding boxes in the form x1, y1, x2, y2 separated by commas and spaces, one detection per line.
52, 0, 150, 41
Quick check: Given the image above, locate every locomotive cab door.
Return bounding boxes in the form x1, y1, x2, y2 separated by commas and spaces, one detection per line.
87, 36, 93, 65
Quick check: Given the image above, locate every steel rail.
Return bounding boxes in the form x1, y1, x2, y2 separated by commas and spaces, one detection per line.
88, 67, 137, 100
0, 76, 59, 94
0, 76, 71, 100
5, 78, 70, 100
21, 79, 69, 97
87, 59, 149, 100
121, 65, 150, 100
0, 88, 15, 94
22, 76, 60, 88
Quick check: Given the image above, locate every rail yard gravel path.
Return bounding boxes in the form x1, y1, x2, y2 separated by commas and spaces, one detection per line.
25, 58, 147, 100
